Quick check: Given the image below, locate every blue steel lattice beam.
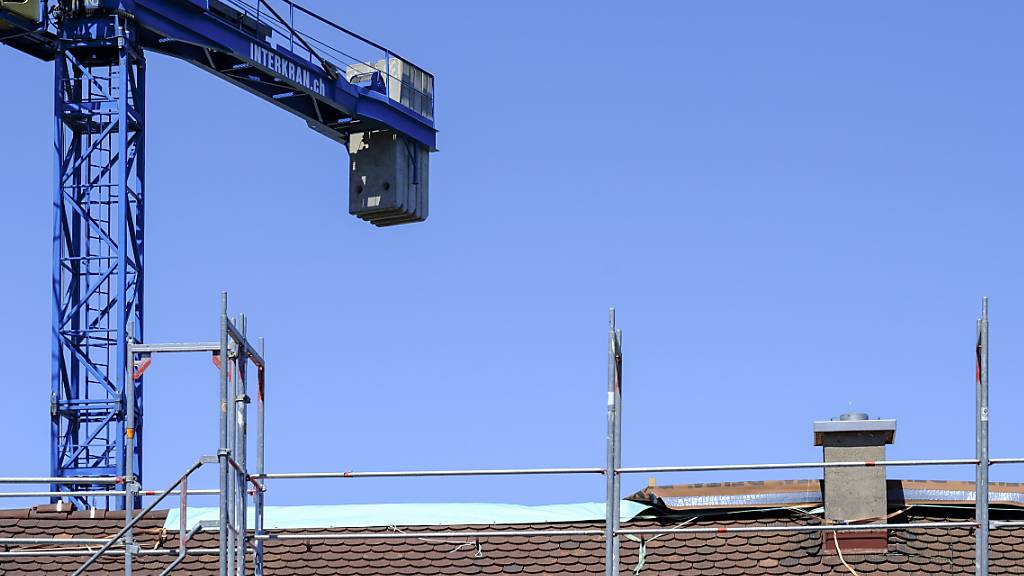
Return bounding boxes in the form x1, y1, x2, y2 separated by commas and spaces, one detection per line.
51, 13, 145, 510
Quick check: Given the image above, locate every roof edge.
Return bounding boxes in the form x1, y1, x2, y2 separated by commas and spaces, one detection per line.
631, 479, 1024, 511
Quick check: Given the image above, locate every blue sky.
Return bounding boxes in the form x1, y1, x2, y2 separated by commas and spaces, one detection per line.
2, 1, 1024, 509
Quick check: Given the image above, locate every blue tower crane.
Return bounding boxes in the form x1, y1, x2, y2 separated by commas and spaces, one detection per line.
0, 0, 436, 509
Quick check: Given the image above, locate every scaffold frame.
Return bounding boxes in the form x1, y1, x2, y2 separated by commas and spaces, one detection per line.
0, 297, 1011, 576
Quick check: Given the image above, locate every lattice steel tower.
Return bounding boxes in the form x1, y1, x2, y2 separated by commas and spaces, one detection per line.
51, 8, 145, 509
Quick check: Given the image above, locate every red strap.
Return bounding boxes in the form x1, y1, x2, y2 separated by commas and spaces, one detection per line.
211, 352, 233, 379
132, 358, 152, 381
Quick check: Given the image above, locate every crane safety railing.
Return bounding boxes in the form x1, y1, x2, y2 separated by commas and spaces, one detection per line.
0, 299, 1012, 576
214, 0, 435, 120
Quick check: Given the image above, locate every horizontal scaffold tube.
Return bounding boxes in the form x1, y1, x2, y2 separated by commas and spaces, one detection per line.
618, 521, 979, 536
991, 521, 1024, 529
259, 457, 1009, 480
139, 488, 220, 496
0, 491, 126, 498
255, 529, 606, 540
3, 522, 1005, 556
0, 548, 239, 558
990, 458, 1024, 465
5, 455, 1020, 490
0, 538, 113, 545
0, 477, 121, 484
253, 521, 982, 542
258, 467, 606, 479
130, 342, 220, 354
617, 458, 981, 474
0, 488, 221, 498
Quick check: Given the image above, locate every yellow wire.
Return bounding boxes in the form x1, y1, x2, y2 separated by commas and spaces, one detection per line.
832, 531, 860, 576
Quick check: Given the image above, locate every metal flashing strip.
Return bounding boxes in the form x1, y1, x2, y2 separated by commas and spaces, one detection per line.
813, 419, 897, 445
648, 483, 1024, 511
812, 419, 897, 434
897, 489, 1024, 507
660, 491, 823, 510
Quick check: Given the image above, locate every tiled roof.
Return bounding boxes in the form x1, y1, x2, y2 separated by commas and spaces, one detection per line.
2, 505, 1024, 575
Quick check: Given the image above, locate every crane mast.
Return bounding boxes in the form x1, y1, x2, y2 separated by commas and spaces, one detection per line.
52, 7, 146, 510
1, 0, 436, 509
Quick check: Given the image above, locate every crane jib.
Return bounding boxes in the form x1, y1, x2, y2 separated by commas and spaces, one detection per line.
249, 42, 327, 97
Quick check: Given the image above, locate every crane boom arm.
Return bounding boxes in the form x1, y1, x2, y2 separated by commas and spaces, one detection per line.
1, 0, 437, 150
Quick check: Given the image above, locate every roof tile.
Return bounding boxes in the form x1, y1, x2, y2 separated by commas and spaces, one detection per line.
0, 506, 1023, 574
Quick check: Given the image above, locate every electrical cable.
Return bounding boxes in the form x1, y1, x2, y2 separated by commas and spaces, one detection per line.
624, 516, 698, 575
832, 531, 860, 576
386, 525, 484, 558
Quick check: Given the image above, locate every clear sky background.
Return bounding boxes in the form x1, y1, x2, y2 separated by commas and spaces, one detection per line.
2, 1, 1024, 510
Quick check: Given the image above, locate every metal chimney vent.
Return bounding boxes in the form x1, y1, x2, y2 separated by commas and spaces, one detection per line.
840, 412, 869, 421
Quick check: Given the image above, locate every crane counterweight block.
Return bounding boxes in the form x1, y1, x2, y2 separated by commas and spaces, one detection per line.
348, 130, 429, 226
0, 0, 40, 25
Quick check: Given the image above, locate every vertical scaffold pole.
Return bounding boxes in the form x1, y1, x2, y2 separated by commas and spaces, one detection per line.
976, 297, 990, 576
237, 315, 249, 576
227, 313, 236, 576
605, 309, 622, 576
614, 328, 622, 486
255, 336, 266, 576
125, 319, 136, 576
219, 294, 229, 576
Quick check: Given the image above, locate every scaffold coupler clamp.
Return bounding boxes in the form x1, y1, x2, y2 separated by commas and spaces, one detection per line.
124, 475, 141, 496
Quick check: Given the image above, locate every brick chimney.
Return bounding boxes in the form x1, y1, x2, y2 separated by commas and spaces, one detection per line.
813, 412, 896, 554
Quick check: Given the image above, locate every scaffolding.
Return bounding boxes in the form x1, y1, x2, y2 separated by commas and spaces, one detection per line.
0, 296, 1014, 576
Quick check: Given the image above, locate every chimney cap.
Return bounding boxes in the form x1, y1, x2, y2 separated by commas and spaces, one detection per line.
813, 414, 896, 446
